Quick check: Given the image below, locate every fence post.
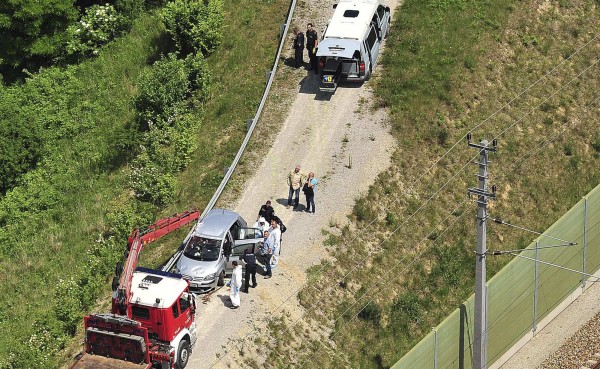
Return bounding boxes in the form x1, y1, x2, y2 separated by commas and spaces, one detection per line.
433, 328, 438, 369
582, 197, 588, 289
532, 240, 539, 334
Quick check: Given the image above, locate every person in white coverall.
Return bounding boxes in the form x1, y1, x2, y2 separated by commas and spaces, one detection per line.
229, 261, 243, 309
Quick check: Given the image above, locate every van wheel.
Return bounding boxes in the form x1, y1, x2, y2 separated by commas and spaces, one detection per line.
365, 69, 372, 81
177, 340, 190, 369
217, 271, 225, 286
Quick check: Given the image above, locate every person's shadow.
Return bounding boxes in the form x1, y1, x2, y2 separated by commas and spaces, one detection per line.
217, 294, 232, 308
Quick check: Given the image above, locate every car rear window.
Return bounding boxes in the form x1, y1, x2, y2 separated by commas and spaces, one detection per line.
343, 10, 359, 17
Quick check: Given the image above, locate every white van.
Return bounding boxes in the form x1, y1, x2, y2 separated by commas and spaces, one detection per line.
317, 0, 391, 92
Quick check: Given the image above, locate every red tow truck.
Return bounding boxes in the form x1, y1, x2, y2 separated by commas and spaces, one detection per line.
71, 210, 200, 369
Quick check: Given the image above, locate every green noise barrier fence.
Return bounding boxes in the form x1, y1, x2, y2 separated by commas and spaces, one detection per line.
392, 184, 600, 369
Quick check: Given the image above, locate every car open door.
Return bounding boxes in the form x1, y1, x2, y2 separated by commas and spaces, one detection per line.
225, 239, 263, 274
232, 227, 262, 241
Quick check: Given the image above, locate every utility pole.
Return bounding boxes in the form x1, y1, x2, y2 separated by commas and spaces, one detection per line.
467, 134, 497, 369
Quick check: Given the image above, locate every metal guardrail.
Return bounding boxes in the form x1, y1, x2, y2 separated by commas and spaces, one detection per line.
161, 0, 298, 272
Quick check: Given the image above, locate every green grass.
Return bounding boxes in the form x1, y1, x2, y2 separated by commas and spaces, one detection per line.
260, 0, 600, 368
0, 0, 290, 366
0, 12, 165, 366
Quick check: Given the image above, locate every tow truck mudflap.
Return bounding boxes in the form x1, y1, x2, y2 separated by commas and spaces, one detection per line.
319, 59, 342, 92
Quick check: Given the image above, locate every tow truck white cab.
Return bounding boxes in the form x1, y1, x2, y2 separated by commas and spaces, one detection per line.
317, 0, 391, 92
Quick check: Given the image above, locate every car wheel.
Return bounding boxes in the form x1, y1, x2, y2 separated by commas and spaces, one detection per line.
217, 270, 225, 286
177, 340, 190, 369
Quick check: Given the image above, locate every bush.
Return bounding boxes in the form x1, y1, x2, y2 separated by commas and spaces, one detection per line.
162, 0, 224, 56
65, 4, 127, 59
129, 152, 176, 205
135, 53, 191, 127
115, 0, 146, 21
358, 302, 382, 326
130, 52, 210, 204
0, 0, 78, 81
0, 89, 44, 194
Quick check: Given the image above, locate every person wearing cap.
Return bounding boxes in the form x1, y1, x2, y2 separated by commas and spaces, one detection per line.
287, 164, 306, 209
258, 200, 275, 223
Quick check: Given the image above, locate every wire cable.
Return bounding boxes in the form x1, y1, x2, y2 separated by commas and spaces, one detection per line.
209, 30, 600, 369
295, 92, 600, 368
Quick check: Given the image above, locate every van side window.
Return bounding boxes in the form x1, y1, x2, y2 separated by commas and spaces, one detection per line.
367, 27, 377, 49
343, 10, 359, 17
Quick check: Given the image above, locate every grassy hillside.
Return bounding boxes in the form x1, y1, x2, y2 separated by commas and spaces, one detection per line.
257, 0, 600, 368
0, 0, 289, 367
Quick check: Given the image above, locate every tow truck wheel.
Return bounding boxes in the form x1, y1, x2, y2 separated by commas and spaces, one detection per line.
217, 270, 225, 286
177, 340, 190, 369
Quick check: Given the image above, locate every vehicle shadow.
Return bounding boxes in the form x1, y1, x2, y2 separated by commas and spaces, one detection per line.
298, 73, 335, 102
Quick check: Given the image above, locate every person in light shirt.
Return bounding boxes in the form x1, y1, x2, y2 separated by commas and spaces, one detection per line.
267, 219, 281, 269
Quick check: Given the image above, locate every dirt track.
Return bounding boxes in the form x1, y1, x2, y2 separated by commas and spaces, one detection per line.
186, 1, 399, 367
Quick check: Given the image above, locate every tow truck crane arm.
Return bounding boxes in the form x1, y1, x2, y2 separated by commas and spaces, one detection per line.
111, 210, 200, 317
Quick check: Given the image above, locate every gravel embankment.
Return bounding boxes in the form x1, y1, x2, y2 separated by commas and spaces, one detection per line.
499, 280, 600, 369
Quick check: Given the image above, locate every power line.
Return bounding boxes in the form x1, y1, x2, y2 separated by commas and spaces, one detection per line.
209, 30, 600, 369
490, 217, 577, 245
293, 92, 600, 368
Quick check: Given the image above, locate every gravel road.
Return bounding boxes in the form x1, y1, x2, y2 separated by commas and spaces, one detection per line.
185, 3, 398, 368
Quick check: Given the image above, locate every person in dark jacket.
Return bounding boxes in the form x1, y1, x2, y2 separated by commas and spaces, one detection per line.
242, 249, 257, 292
306, 23, 319, 73
292, 27, 304, 68
257, 200, 275, 224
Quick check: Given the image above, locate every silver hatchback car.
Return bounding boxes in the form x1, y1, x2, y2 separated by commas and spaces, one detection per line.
175, 209, 262, 292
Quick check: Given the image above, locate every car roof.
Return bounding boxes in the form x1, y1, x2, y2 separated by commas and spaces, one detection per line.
193, 208, 242, 239
324, 0, 380, 40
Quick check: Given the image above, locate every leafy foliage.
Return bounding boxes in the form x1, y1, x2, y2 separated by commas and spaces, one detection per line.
65, 4, 127, 59
0, 0, 78, 81
131, 53, 210, 204
162, 0, 224, 56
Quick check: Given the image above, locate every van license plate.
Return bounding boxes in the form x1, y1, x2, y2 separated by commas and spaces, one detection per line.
323, 75, 334, 83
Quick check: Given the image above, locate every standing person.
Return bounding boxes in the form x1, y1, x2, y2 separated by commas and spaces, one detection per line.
303, 172, 318, 214
257, 200, 275, 223
268, 219, 282, 268
229, 261, 242, 309
287, 164, 306, 209
260, 230, 273, 278
253, 217, 269, 237
306, 23, 319, 73
241, 249, 257, 292
292, 27, 304, 68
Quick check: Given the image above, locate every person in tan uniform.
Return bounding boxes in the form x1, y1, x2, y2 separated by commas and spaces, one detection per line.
287, 164, 306, 209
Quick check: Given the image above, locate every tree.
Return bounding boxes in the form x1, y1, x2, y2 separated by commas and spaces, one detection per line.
0, 0, 78, 82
